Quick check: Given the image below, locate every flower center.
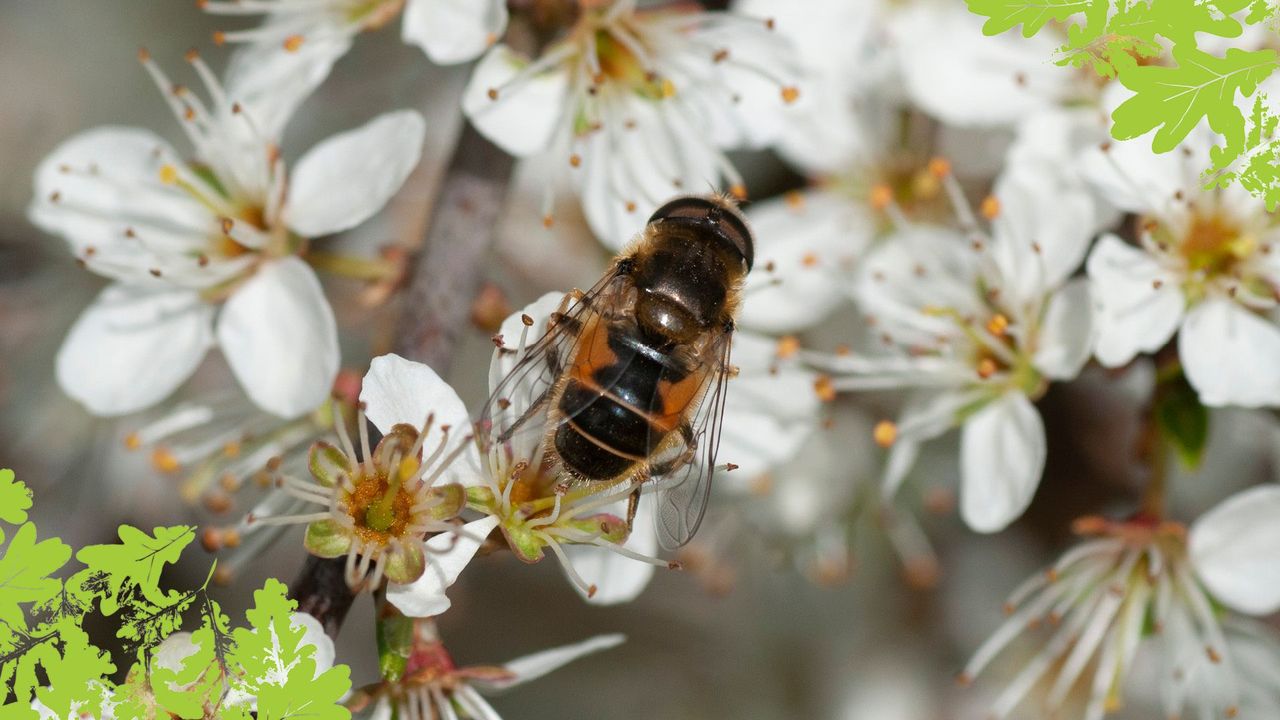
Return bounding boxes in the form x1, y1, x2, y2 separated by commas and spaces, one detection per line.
1179, 211, 1253, 276
346, 464, 416, 544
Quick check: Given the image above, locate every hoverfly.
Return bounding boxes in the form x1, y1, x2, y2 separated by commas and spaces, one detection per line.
478, 195, 753, 549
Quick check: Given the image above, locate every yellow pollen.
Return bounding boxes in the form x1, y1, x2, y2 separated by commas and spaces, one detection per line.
776, 335, 800, 359
780, 86, 800, 104
398, 456, 421, 484
222, 441, 241, 458
123, 433, 142, 450
985, 314, 1009, 337
569, 153, 582, 168
487, 88, 499, 101
869, 184, 894, 210
159, 165, 178, 184
980, 195, 1001, 220
542, 214, 554, 229
927, 157, 952, 178
283, 35, 305, 52
784, 190, 804, 210
729, 184, 748, 201
660, 79, 676, 98
873, 420, 897, 448
813, 375, 836, 402
625, 201, 637, 213
976, 357, 998, 379
151, 447, 181, 473
212, 31, 226, 46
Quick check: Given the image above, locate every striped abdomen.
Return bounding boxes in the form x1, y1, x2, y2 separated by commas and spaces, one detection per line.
554, 316, 707, 481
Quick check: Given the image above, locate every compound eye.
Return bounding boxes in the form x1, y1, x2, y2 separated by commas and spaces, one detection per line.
648, 196, 719, 224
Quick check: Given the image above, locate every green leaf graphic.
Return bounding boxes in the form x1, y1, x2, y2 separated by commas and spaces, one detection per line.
75, 525, 195, 614
32, 624, 115, 720
966, 0, 1103, 37
1111, 45, 1279, 153
0, 469, 32, 528
0, 523, 71, 628
232, 579, 351, 720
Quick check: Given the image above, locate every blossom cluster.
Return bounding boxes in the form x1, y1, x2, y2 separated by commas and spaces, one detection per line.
18, 0, 1280, 718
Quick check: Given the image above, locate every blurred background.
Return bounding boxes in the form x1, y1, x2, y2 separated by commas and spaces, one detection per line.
2, 3, 1279, 719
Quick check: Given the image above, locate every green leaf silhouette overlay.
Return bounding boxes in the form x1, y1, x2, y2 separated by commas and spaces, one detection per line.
75, 524, 195, 614
1112, 46, 1278, 153
966, 0, 1103, 37
0, 470, 353, 719
968, 0, 1280, 205
0, 469, 32, 528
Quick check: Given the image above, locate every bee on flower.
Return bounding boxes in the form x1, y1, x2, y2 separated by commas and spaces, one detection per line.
30, 50, 426, 418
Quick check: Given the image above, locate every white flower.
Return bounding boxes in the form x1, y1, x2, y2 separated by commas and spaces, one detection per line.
811, 158, 1097, 533
203, 0, 507, 67
462, 0, 801, 248
357, 634, 625, 720
1082, 124, 1280, 408
244, 354, 488, 615
961, 485, 1280, 720
30, 51, 426, 418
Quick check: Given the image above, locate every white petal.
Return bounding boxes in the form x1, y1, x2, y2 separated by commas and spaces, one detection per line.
225, 31, 354, 140
286, 110, 426, 237
402, 0, 507, 65
462, 45, 569, 157
488, 292, 566, 414
360, 353, 484, 485
1086, 234, 1184, 367
1179, 299, 1280, 408
29, 127, 212, 277
1190, 485, 1280, 615
990, 159, 1096, 299
959, 393, 1046, 533
739, 190, 864, 334
216, 257, 338, 418
473, 634, 626, 692
385, 516, 499, 617
57, 284, 213, 416
889, 2, 1065, 126
1033, 278, 1095, 381
717, 332, 822, 479
290, 612, 336, 673
562, 495, 657, 605
1079, 128, 1197, 216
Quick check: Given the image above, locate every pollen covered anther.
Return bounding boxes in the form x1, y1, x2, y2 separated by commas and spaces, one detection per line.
873, 421, 897, 448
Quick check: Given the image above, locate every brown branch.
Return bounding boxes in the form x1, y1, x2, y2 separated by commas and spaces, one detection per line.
392, 122, 516, 370
291, 122, 516, 636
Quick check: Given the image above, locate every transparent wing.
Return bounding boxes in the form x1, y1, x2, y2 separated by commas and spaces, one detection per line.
653, 328, 734, 550
476, 267, 631, 456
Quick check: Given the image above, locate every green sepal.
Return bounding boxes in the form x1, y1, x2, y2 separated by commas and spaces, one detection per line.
426, 484, 466, 521
1155, 370, 1210, 470
375, 605, 414, 682
501, 523, 546, 564
309, 441, 353, 488
304, 520, 352, 559
465, 485, 496, 512
564, 513, 630, 545
381, 543, 426, 586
